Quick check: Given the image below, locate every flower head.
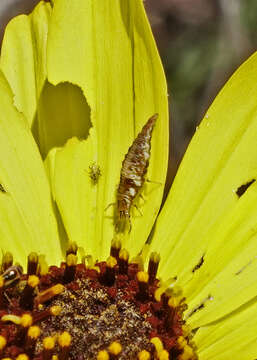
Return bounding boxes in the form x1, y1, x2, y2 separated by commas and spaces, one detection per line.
0, 1, 256, 359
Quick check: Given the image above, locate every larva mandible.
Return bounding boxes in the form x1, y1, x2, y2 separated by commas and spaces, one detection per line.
116, 113, 158, 231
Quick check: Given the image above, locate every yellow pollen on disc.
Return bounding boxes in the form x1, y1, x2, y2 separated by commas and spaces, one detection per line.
52, 284, 64, 295
66, 254, 77, 266
28, 252, 38, 263
92, 266, 101, 273
137, 271, 149, 283
182, 325, 191, 338
58, 331, 72, 347
16, 354, 29, 360
1, 314, 21, 324
137, 350, 150, 360
154, 288, 164, 302
150, 337, 163, 353
149, 252, 160, 264
108, 341, 122, 355
27, 326, 41, 339
2, 358, 12, 360
180, 345, 195, 360
28, 275, 40, 288
2, 252, 13, 269
177, 336, 187, 348
168, 296, 183, 308
35, 284, 64, 305
111, 238, 121, 252
43, 336, 55, 350
119, 249, 129, 261
50, 305, 62, 316
20, 314, 33, 328
52, 356, 58, 360
38, 258, 48, 276
106, 256, 117, 268
66, 241, 78, 255
97, 350, 110, 360
0, 275, 4, 287
158, 349, 169, 360
0, 335, 7, 350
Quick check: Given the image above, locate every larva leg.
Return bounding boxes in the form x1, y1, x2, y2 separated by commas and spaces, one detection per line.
132, 204, 143, 216
146, 179, 162, 185
128, 217, 132, 233
139, 194, 145, 202
104, 203, 116, 212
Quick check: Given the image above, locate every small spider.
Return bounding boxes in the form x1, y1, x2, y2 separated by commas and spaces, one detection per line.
88, 162, 101, 185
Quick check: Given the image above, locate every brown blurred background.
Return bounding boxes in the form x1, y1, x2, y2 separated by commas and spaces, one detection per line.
0, 0, 256, 190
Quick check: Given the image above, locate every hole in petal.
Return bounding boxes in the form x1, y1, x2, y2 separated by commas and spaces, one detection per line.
0, 184, 6, 193
32, 82, 91, 159
186, 295, 213, 319
192, 255, 205, 273
236, 179, 256, 197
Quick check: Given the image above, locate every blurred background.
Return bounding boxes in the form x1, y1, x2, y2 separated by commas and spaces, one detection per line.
0, 0, 256, 190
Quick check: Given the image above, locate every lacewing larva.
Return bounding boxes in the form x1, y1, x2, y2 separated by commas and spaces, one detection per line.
116, 113, 158, 231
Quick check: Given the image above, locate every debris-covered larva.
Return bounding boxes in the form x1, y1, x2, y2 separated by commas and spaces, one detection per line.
116, 113, 158, 231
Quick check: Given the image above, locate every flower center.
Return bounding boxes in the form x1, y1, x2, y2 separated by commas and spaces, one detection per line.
0, 242, 197, 360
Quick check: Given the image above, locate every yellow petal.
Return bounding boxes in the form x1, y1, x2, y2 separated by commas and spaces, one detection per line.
45, 132, 101, 256
151, 51, 257, 283
183, 180, 257, 327
195, 300, 257, 360
46, 0, 168, 259
0, 71, 61, 267
1, 1, 51, 126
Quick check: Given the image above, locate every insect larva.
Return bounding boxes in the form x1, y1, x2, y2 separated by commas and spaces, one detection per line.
116, 113, 158, 231
88, 162, 101, 185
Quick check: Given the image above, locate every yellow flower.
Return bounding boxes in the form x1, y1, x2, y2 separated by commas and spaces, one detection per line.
0, 1, 256, 360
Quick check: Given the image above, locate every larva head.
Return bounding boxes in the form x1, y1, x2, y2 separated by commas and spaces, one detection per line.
117, 199, 130, 220
116, 199, 130, 233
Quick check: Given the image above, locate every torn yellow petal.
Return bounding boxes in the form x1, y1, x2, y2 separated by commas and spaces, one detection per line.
122, 0, 169, 254
151, 51, 257, 282
45, 131, 101, 256
1, 2, 91, 159
0, 71, 61, 267
1, 1, 51, 126
183, 180, 257, 327
195, 300, 257, 360
46, 0, 168, 259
